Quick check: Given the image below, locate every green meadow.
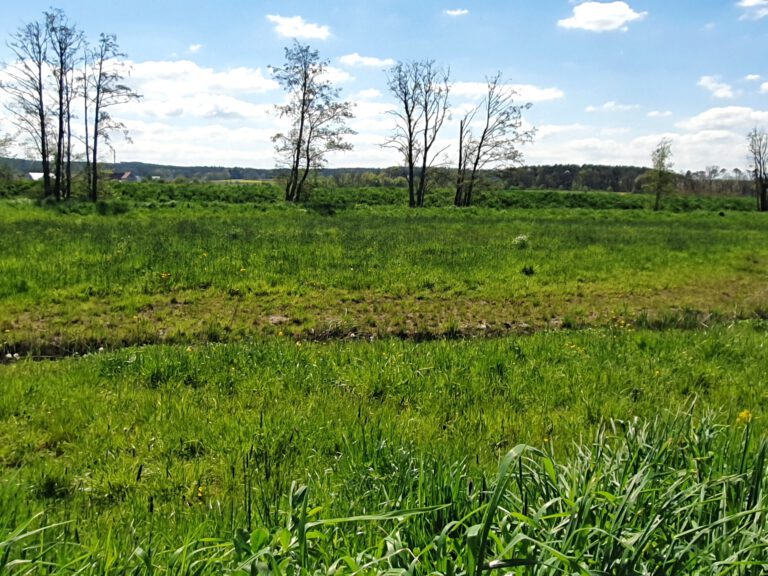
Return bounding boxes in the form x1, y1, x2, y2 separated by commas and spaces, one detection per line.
2, 190, 768, 573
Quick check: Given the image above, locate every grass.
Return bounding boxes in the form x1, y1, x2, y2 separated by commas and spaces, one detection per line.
1, 200, 767, 355
1, 188, 768, 573
2, 325, 768, 572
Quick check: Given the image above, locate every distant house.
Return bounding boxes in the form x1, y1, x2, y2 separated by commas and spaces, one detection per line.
109, 171, 141, 183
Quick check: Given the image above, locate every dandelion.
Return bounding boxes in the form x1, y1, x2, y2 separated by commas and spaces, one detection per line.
737, 409, 753, 425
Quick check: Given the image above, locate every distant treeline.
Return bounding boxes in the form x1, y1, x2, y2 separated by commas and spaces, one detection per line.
0, 157, 755, 197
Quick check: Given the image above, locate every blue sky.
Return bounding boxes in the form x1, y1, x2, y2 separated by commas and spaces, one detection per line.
1, 1, 767, 171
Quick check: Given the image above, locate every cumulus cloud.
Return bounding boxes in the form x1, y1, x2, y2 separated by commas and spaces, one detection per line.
648, 110, 673, 118
452, 81, 565, 102
675, 106, 768, 131
745, 74, 761, 81
188, 44, 203, 54
111, 120, 278, 167
339, 53, 395, 67
129, 60, 278, 98
585, 101, 639, 112
698, 76, 735, 99
738, 0, 768, 19
558, 1, 647, 32
445, 9, 469, 16
762, 82, 768, 93
266, 15, 331, 40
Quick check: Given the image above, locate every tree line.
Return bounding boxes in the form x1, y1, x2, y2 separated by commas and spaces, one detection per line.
0, 9, 139, 201
2, 21, 767, 211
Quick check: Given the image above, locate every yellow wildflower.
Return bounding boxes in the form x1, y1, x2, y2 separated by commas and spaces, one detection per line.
737, 409, 753, 425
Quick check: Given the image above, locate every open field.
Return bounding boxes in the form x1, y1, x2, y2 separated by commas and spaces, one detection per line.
2, 191, 768, 573
2, 196, 767, 355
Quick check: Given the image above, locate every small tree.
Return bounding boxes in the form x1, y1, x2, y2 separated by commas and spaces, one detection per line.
648, 138, 673, 210
747, 127, 767, 212
272, 41, 355, 203
454, 73, 535, 207
385, 60, 450, 207
85, 33, 140, 201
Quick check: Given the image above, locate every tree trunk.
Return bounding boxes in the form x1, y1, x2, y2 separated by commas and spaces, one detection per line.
54, 68, 65, 201
454, 119, 464, 207
65, 80, 73, 199
90, 91, 100, 202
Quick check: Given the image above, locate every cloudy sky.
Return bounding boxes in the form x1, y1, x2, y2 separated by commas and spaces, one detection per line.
1, 0, 767, 171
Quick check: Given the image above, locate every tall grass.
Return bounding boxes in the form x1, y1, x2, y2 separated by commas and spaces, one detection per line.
2, 410, 766, 574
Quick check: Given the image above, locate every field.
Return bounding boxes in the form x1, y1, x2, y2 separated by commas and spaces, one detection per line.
2, 188, 768, 573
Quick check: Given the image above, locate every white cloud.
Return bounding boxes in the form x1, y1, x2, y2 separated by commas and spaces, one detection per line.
558, 1, 647, 32
698, 75, 735, 99
445, 9, 469, 16
266, 15, 331, 40
112, 120, 278, 167
745, 74, 761, 81
129, 60, 278, 98
120, 94, 273, 121
738, 0, 768, 19
354, 89, 383, 100
188, 44, 203, 54
675, 106, 768, 131
452, 81, 565, 102
339, 53, 395, 68
648, 110, 673, 118
322, 66, 354, 84
762, 82, 768, 93
535, 124, 589, 139
585, 101, 639, 112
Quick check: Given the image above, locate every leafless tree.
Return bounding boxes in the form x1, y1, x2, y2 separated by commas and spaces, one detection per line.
46, 8, 83, 199
1, 18, 53, 197
85, 33, 140, 201
747, 127, 767, 212
454, 73, 535, 207
272, 41, 354, 202
385, 60, 450, 207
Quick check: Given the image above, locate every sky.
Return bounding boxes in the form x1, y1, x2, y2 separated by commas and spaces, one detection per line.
1, 0, 767, 172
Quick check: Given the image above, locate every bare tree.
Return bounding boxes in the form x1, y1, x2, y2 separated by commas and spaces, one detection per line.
747, 127, 767, 212
272, 41, 354, 202
46, 8, 83, 199
454, 73, 535, 207
385, 60, 450, 207
1, 18, 53, 197
85, 33, 140, 201
384, 62, 420, 207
